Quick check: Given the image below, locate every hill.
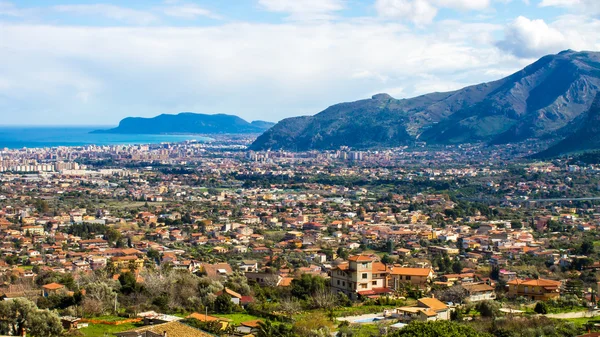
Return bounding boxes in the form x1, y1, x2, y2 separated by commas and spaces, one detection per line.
250, 50, 600, 152
533, 93, 600, 158
94, 113, 274, 134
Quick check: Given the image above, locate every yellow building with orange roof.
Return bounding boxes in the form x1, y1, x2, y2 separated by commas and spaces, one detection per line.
507, 278, 561, 301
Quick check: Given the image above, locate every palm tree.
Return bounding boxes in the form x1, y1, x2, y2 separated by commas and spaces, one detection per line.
256, 320, 277, 337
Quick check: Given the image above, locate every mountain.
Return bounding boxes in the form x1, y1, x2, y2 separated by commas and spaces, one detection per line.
533, 93, 600, 158
250, 50, 600, 151
94, 113, 274, 134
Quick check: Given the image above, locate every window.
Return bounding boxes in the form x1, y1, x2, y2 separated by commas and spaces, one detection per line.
361, 283, 367, 289
337, 280, 340, 285
362, 263, 368, 268
406, 276, 411, 281
343, 281, 345, 287
362, 273, 368, 279
372, 281, 377, 285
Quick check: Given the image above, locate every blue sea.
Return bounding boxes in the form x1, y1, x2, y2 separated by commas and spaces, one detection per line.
0, 126, 209, 149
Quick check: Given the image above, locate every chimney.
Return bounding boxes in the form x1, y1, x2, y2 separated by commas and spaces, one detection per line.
163, 331, 167, 337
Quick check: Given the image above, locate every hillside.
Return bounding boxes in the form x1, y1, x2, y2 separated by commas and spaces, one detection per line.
534, 93, 600, 158
250, 50, 600, 151
94, 113, 274, 134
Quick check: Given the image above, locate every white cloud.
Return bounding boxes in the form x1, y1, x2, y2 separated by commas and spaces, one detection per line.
496, 16, 567, 57
162, 3, 220, 20
539, 0, 600, 14
53, 4, 158, 25
375, 0, 491, 26
258, 0, 345, 20
0, 21, 524, 124
435, 0, 491, 11
375, 0, 438, 26
0, 1, 20, 16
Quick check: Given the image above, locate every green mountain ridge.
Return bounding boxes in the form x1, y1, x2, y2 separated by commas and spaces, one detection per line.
94, 113, 275, 135
250, 50, 600, 154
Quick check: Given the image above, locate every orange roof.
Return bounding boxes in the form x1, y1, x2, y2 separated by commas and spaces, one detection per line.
372, 262, 388, 273
348, 255, 374, 262
390, 267, 432, 277
462, 284, 494, 293
507, 278, 561, 287
278, 277, 294, 287
421, 308, 438, 317
418, 297, 448, 311
217, 287, 242, 299
240, 320, 263, 328
42, 282, 64, 290
186, 313, 225, 322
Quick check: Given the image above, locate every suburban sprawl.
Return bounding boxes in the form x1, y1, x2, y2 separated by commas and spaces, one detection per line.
1, 137, 600, 337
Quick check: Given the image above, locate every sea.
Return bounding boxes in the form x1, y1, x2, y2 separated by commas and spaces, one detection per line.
0, 126, 209, 149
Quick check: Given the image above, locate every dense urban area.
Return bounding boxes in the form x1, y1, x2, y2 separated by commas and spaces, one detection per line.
2, 137, 600, 337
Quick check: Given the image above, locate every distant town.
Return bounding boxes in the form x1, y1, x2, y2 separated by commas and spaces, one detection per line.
0, 136, 598, 337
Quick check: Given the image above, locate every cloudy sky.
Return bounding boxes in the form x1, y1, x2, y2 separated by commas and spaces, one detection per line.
0, 0, 599, 125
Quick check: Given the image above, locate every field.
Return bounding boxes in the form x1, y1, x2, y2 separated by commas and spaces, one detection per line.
74, 322, 141, 337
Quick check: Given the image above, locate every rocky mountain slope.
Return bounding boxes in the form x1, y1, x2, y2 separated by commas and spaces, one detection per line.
250, 50, 600, 152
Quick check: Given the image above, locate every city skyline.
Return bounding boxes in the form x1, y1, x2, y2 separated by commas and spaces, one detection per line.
1, 0, 599, 125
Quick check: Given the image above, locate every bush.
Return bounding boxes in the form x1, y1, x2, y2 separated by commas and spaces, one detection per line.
389, 320, 491, 337
534, 302, 549, 315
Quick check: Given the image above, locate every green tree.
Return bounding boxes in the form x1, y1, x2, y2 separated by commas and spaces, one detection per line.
534, 301, 548, 314
476, 300, 501, 318
578, 240, 595, 256
290, 274, 327, 300
214, 293, 234, 314
0, 298, 63, 337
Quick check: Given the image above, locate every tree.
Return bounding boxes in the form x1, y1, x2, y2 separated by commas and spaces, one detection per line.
214, 293, 234, 314
510, 220, 523, 229
434, 285, 468, 304
578, 240, 595, 256
147, 248, 161, 263
291, 274, 327, 300
257, 320, 294, 337
309, 289, 338, 310
118, 272, 141, 294
388, 321, 490, 337
534, 301, 548, 314
0, 298, 63, 337
451, 260, 463, 274
476, 300, 501, 318
381, 254, 393, 265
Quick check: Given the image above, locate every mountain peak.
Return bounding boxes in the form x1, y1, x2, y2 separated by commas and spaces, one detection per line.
250, 50, 600, 152
371, 93, 393, 101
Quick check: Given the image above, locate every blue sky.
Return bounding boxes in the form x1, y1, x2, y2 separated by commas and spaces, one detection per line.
0, 0, 599, 125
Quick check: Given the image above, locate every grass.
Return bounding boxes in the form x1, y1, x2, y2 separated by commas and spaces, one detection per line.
344, 323, 381, 336
564, 317, 600, 327
89, 315, 132, 322
213, 313, 263, 325
547, 306, 588, 314
74, 322, 142, 337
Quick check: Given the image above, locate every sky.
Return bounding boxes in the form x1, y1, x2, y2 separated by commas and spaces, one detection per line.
0, 0, 599, 125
